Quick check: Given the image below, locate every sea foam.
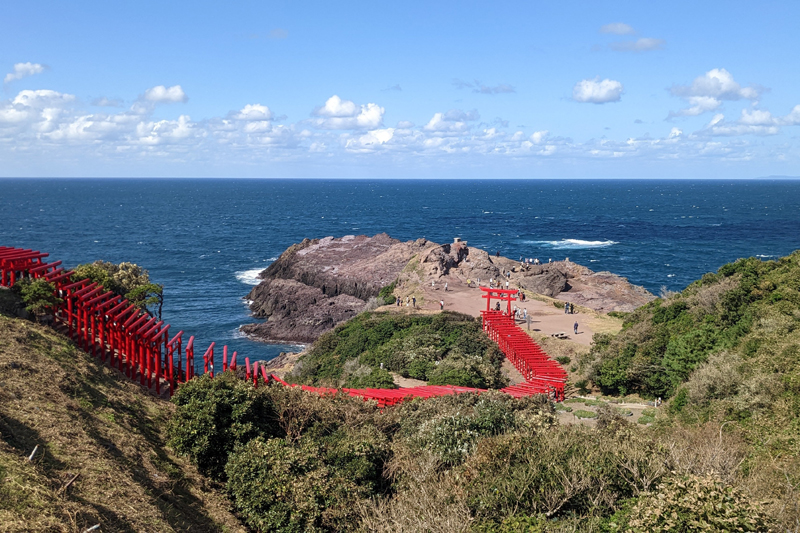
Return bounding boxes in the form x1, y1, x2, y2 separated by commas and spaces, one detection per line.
235, 268, 265, 285
527, 239, 618, 249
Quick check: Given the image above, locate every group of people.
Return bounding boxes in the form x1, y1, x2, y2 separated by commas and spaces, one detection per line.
396, 295, 417, 308
564, 302, 576, 314
520, 257, 552, 265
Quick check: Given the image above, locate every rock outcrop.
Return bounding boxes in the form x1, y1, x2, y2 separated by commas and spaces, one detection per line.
241, 234, 429, 343
242, 233, 655, 344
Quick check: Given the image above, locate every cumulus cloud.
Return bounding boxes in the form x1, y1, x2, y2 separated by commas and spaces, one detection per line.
346, 128, 395, 151
144, 85, 188, 103
13, 89, 75, 108
423, 109, 480, 133
600, 23, 635, 35
234, 103, 273, 121
669, 69, 762, 118
4, 62, 46, 83
530, 130, 548, 144
572, 78, 623, 104
609, 38, 665, 52
311, 95, 384, 129
671, 68, 760, 101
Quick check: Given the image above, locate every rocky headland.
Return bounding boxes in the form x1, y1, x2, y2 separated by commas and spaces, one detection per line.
241, 233, 655, 344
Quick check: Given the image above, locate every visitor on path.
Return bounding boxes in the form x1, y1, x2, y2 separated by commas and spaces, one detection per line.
444, 282, 448, 292
523, 308, 527, 320
406, 296, 410, 307
506, 280, 509, 289
396, 296, 400, 306
570, 303, 574, 314
496, 251, 500, 257
548, 258, 552, 263
440, 299, 444, 310
574, 321, 578, 335
496, 302, 501, 311
431, 280, 435, 288
412, 296, 416, 308
564, 302, 569, 314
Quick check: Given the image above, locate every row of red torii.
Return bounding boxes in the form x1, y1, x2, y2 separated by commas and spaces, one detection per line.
0, 246, 565, 404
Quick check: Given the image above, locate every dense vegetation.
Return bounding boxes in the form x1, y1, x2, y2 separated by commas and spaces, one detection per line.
73, 260, 164, 318
289, 311, 508, 389
168, 374, 781, 532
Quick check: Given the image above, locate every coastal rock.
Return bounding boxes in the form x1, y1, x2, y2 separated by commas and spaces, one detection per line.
244, 234, 429, 343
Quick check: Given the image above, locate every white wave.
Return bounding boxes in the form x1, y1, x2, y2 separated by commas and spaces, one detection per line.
526, 239, 618, 250
235, 268, 265, 285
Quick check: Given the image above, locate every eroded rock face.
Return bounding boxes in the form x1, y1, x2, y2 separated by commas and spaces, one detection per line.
243, 234, 428, 343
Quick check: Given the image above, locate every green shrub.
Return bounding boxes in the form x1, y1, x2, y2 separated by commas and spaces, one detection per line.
378, 280, 397, 305
344, 367, 396, 389
574, 410, 597, 419
167, 373, 280, 479
555, 355, 571, 365
14, 279, 62, 320
291, 311, 507, 389
225, 427, 389, 532
637, 415, 654, 425
608, 474, 773, 532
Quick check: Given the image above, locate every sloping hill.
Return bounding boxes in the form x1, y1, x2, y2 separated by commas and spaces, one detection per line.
0, 290, 244, 532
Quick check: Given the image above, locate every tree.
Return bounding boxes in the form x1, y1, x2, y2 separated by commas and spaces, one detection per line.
73, 260, 164, 319
15, 279, 62, 322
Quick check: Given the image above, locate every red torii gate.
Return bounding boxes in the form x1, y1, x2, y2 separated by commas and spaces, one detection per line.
480, 286, 518, 315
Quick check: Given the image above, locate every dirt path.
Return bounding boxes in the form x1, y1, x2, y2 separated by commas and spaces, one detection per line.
417, 278, 599, 346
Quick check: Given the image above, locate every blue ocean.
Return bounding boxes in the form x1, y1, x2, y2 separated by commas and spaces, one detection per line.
1, 179, 799, 367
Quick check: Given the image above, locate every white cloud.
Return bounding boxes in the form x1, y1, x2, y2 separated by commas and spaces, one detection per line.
600, 23, 635, 35
572, 78, 623, 104
346, 128, 395, 151
669, 127, 682, 138
609, 38, 665, 52
13, 90, 75, 108
671, 69, 760, 101
423, 109, 480, 132
92, 97, 123, 108
669, 69, 762, 118
784, 105, 800, 126
396, 120, 415, 129
311, 95, 384, 129
739, 109, 776, 126
136, 115, 196, 144
234, 104, 273, 121
4, 62, 46, 83
530, 130, 548, 144
144, 85, 188, 103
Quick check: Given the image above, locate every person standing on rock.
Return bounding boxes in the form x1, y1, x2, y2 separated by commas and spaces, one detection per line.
570, 303, 575, 314
440, 299, 444, 310
574, 321, 578, 335
564, 302, 569, 314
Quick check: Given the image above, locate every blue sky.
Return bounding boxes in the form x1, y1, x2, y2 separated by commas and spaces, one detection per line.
1, 1, 799, 178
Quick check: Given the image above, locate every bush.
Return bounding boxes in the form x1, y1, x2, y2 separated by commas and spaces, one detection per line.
73, 260, 163, 317
574, 410, 597, 419
167, 373, 280, 479
225, 426, 389, 532
378, 280, 397, 305
555, 356, 571, 365
14, 279, 62, 320
608, 474, 773, 532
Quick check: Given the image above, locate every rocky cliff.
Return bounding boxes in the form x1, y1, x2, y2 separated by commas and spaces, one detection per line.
240, 234, 429, 343
241, 234, 655, 344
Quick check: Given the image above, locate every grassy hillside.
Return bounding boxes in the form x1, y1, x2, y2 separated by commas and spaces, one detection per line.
585, 253, 800, 453
289, 311, 507, 389
0, 289, 244, 532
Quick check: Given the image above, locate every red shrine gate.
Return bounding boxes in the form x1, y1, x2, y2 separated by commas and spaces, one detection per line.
1, 245, 566, 404
480, 287, 567, 401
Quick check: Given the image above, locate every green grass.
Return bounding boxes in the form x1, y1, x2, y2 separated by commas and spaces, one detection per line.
573, 410, 597, 419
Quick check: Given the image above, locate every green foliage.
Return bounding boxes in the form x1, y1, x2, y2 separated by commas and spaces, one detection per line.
225, 426, 389, 533
14, 279, 62, 319
378, 280, 397, 305
344, 366, 396, 389
396, 392, 555, 466
574, 409, 597, 419
167, 373, 281, 480
591, 252, 800, 400
290, 311, 507, 389
73, 260, 163, 317
607, 474, 773, 532
555, 355, 571, 365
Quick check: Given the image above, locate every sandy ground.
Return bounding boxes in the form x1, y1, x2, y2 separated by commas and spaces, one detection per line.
414, 276, 608, 347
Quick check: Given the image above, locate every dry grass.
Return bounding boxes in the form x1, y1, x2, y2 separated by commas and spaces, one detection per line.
0, 311, 245, 532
